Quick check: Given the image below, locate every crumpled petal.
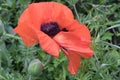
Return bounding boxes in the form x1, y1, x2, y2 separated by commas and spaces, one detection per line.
28, 2, 74, 29
62, 48, 81, 74
36, 31, 60, 57
54, 31, 93, 58
14, 9, 38, 46
67, 20, 91, 42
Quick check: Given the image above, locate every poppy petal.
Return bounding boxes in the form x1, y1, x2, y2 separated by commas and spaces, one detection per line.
28, 2, 74, 29
37, 31, 60, 57
54, 32, 93, 58
14, 9, 38, 46
67, 20, 91, 42
62, 48, 81, 74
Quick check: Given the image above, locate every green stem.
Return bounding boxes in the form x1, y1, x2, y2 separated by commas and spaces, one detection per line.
29, 75, 32, 80
62, 65, 66, 80
73, 4, 81, 22
44, 55, 52, 68
0, 53, 2, 68
101, 41, 120, 49
3, 33, 21, 40
94, 52, 100, 65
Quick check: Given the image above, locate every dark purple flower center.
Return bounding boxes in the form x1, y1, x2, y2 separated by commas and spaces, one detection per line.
41, 22, 60, 37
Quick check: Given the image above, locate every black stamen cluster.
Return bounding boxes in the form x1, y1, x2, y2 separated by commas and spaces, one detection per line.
41, 22, 60, 37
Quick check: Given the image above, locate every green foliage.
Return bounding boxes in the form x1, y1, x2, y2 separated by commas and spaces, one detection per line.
0, 0, 120, 80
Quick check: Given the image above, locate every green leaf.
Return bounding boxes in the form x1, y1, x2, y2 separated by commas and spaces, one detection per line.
102, 32, 113, 40
65, 0, 78, 6
106, 24, 120, 31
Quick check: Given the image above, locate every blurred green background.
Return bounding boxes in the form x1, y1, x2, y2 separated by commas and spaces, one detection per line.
0, 0, 120, 80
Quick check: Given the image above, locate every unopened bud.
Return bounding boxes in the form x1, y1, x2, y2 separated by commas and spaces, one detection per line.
28, 59, 44, 76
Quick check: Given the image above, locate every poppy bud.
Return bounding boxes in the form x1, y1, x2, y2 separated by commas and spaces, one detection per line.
28, 59, 44, 76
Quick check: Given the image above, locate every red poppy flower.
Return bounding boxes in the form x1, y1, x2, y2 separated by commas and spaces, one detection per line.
14, 2, 93, 74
